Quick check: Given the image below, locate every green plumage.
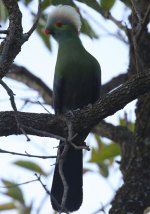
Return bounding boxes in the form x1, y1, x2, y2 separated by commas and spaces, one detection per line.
45, 5, 101, 212
53, 34, 101, 113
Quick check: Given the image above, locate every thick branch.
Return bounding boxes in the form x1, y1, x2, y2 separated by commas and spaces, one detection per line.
7, 64, 53, 105
6, 64, 132, 143
69, 71, 150, 135
101, 73, 128, 96
0, 0, 22, 78
7, 64, 129, 105
0, 0, 41, 78
92, 120, 133, 144
0, 71, 150, 138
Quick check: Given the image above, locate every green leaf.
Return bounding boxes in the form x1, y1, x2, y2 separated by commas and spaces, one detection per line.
13, 160, 47, 176
83, 167, 94, 174
89, 139, 120, 177
94, 134, 103, 148
119, 118, 126, 126
127, 122, 135, 132
100, 0, 115, 10
22, 0, 33, 6
90, 143, 120, 163
49, 0, 76, 7
2, 180, 25, 204
36, 18, 51, 50
41, 0, 52, 10
81, 17, 98, 39
119, 118, 135, 132
98, 162, 109, 177
0, 1, 8, 22
0, 202, 16, 211
120, 0, 131, 8
76, 0, 103, 14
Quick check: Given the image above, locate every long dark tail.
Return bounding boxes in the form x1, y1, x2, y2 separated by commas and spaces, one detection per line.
51, 141, 83, 212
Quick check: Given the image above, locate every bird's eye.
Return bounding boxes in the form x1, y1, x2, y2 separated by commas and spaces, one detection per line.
55, 21, 63, 27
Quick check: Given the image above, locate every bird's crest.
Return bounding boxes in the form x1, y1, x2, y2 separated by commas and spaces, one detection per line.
47, 5, 81, 32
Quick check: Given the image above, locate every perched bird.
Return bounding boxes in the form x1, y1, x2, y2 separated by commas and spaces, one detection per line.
45, 5, 101, 212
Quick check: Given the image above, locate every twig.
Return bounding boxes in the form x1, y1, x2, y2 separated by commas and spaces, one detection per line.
136, 3, 150, 40
0, 30, 8, 34
36, 193, 48, 214
18, 99, 48, 111
131, 9, 141, 75
67, 119, 90, 151
0, 148, 56, 159
92, 201, 111, 214
0, 79, 30, 141
22, 125, 66, 141
131, 3, 150, 75
22, 0, 42, 42
104, 11, 129, 34
56, 119, 90, 212
70, 141, 90, 151
131, 0, 142, 22
81, 8, 128, 43
54, 119, 73, 213
35, 173, 62, 212
26, 151, 56, 159
0, 37, 5, 40
82, 6, 129, 34
0, 178, 38, 189
132, 34, 141, 75
58, 144, 70, 213
37, 101, 51, 114
0, 79, 17, 111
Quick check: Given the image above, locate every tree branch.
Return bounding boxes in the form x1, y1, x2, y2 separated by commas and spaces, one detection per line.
101, 73, 128, 96
22, 0, 42, 42
0, 148, 56, 159
104, 11, 129, 34
7, 64, 53, 105
35, 174, 63, 212
0, 0, 23, 78
0, 71, 150, 139
131, 0, 142, 22
0, 0, 41, 78
136, 3, 150, 40
0, 30, 8, 34
7, 64, 129, 105
0, 78, 30, 141
92, 120, 133, 144
6, 64, 132, 144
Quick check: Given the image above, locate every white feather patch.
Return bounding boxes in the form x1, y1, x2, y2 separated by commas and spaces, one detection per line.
47, 5, 81, 32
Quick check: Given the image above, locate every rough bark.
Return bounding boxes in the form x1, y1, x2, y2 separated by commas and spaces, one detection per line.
0, 71, 150, 140
110, 1, 150, 213
0, 0, 23, 78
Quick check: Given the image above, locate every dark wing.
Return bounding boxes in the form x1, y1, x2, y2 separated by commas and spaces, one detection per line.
53, 74, 64, 114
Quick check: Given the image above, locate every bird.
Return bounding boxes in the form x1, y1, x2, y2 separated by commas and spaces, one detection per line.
45, 5, 101, 212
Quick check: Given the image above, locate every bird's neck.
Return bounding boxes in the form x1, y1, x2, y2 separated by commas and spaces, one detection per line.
58, 34, 84, 54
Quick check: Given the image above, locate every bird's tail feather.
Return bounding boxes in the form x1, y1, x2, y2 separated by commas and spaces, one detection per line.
51, 141, 83, 212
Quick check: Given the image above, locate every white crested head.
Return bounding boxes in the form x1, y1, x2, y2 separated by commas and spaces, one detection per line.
47, 5, 81, 32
